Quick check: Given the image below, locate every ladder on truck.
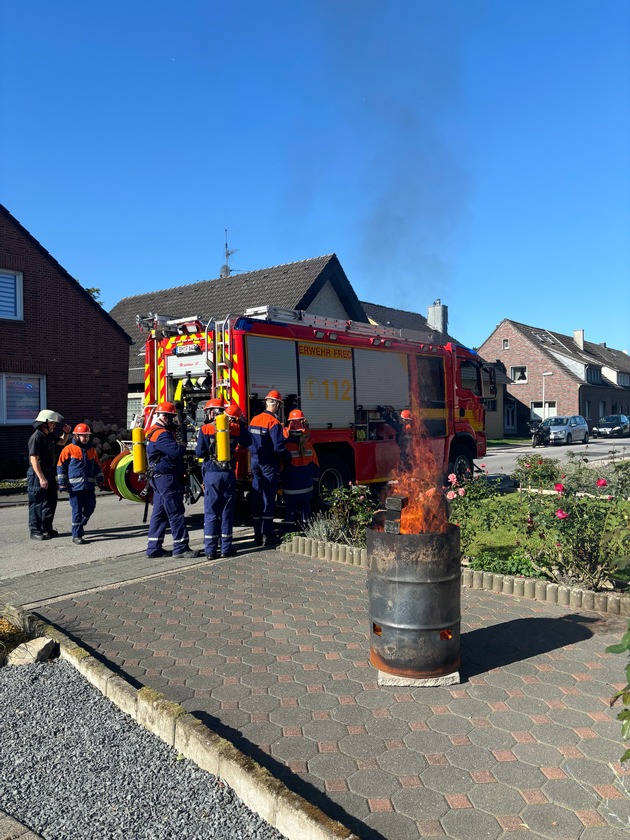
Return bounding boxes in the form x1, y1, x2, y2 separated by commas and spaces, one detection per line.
242, 305, 404, 342
205, 316, 233, 404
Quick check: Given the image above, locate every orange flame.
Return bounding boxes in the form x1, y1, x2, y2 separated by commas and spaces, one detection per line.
384, 404, 449, 535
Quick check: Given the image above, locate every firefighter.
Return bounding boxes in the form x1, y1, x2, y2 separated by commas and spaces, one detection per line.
27, 410, 72, 540
381, 406, 414, 472
196, 403, 252, 559
145, 402, 201, 559
56, 424, 104, 545
248, 389, 289, 546
282, 409, 319, 531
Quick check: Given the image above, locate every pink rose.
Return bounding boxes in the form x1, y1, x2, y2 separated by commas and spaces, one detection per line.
554, 483, 565, 493
458, 488, 465, 497
446, 490, 456, 500
596, 478, 607, 488
480, 463, 486, 468
555, 509, 569, 520
448, 473, 457, 485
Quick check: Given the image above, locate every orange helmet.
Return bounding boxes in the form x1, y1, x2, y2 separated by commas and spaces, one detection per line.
73, 423, 91, 435
156, 402, 177, 415
288, 408, 306, 431
266, 390, 282, 402
400, 409, 412, 421
224, 405, 243, 420
204, 397, 225, 410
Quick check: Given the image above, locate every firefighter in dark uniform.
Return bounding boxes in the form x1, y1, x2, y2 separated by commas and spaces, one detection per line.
145, 401, 201, 559
27, 409, 71, 540
282, 409, 319, 531
196, 402, 251, 559
382, 406, 414, 472
248, 389, 289, 546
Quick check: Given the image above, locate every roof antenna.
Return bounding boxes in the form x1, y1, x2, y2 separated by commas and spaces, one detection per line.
219, 229, 238, 278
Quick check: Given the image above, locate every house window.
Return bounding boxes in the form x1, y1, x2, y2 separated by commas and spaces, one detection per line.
584, 400, 591, 421
510, 366, 527, 383
502, 339, 509, 350
586, 367, 602, 384
0, 270, 24, 320
0, 373, 46, 424
599, 401, 606, 418
485, 399, 497, 412
127, 394, 143, 428
531, 400, 556, 421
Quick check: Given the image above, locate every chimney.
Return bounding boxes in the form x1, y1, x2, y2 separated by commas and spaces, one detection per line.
573, 329, 584, 350
427, 299, 448, 336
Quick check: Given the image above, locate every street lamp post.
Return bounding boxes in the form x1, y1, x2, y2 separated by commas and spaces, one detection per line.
542, 372, 554, 420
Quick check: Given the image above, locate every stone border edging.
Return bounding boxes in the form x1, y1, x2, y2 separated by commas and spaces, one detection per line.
2, 605, 358, 840
278, 537, 630, 617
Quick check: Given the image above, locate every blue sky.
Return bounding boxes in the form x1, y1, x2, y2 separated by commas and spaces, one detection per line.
2, 1, 629, 352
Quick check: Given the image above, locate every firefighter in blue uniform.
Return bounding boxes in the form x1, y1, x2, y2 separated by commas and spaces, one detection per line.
195, 401, 251, 559
145, 402, 201, 559
56, 423, 104, 545
248, 389, 289, 546
282, 409, 319, 531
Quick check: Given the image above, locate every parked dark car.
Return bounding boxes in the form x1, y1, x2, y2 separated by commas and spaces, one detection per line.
592, 414, 630, 438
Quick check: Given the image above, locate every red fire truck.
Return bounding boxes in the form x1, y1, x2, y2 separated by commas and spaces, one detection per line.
136, 306, 496, 498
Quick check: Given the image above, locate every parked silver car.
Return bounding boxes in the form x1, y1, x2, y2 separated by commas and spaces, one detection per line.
541, 415, 589, 445
592, 414, 630, 438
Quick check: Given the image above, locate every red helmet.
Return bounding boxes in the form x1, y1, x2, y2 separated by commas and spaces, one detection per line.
266, 390, 282, 402
288, 409, 305, 421
156, 402, 177, 415
224, 405, 243, 420
400, 409, 412, 421
73, 423, 91, 435
204, 397, 225, 410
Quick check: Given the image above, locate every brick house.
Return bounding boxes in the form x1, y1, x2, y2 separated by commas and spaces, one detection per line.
0, 205, 131, 475
478, 319, 630, 435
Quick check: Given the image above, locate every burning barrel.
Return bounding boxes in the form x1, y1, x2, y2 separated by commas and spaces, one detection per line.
367, 495, 461, 686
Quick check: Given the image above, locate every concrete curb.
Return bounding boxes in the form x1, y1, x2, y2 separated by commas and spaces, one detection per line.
278, 539, 630, 617
3, 607, 359, 840
278, 537, 368, 568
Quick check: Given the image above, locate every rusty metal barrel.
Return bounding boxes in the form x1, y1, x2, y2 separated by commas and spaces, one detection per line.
367, 522, 461, 682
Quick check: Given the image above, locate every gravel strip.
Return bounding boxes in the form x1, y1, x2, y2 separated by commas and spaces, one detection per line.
0, 659, 286, 840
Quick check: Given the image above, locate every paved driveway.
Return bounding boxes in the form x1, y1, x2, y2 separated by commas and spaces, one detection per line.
32, 549, 630, 840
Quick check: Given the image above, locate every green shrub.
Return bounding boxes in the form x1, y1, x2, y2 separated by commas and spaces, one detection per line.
511, 455, 561, 489
302, 483, 376, 547
469, 547, 536, 578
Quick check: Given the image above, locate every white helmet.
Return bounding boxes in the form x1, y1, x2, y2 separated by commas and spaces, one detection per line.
35, 410, 64, 423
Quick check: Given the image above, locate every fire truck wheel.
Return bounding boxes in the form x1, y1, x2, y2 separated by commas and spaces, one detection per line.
448, 445, 474, 483
316, 454, 352, 508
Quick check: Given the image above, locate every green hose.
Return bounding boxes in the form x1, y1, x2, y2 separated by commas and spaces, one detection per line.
113, 453, 144, 503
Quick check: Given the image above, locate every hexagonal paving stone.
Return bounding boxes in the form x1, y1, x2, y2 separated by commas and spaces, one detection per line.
339, 733, 385, 759
467, 781, 525, 815
520, 803, 585, 838
364, 717, 411, 739
440, 807, 502, 840
391, 786, 449, 820
376, 748, 427, 776
307, 752, 358, 780
301, 720, 349, 743
445, 744, 498, 772
420, 765, 476, 794
346, 769, 401, 798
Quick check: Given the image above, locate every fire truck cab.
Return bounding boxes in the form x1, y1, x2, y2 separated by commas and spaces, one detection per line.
137, 307, 496, 499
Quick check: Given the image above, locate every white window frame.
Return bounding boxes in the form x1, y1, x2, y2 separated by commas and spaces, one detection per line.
502, 338, 509, 350
510, 365, 528, 384
0, 373, 46, 425
0, 270, 24, 321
